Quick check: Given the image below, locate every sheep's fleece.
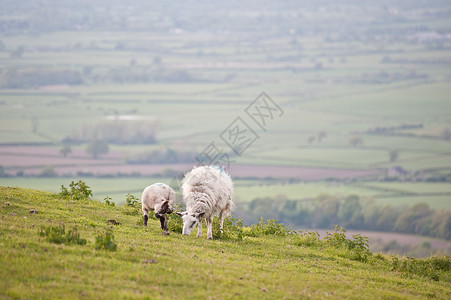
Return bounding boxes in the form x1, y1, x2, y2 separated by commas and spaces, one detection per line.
180, 165, 235, 239
141, 183, 175, 234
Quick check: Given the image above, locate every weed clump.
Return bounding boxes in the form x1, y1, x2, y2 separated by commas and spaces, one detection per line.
122, 193, 141, 216
95, 228, 117, 251
324, 226, 370, 262
59, 180, 93, 200
295, 231, 323, 247
212, 216, 244, 240
39, 224, 87, 246
390, 256, 451, 281
246, 217, 295, 237
168, 203, 184, 233
292, 226, 370, 262
104, 196, 115, 207
125, 193, 140, 207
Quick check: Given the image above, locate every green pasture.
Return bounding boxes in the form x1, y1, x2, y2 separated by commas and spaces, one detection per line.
249, 147, 399, 169
397, 156, 451, 172
233, 181, 377, 203
356, 182, 451, 195
350, 182, 451, 210
303, 82, 451, 121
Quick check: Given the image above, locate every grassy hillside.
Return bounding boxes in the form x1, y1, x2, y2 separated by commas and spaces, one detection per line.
1, 186, 450, 299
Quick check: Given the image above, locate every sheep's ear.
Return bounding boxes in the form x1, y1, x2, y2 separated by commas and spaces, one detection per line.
176, 211, 187, 216
161, 199, 169, 208
196, 212, 205, 219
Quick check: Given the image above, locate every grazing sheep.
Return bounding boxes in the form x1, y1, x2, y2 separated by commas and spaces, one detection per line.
141, 183, 175, 235
177, 165, 234, 239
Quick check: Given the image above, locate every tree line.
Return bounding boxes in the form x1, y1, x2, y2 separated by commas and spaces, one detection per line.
63, 120, 158, 145
0, 65, 203, 89
0, 68, 82, 88
242, 194, 451, 241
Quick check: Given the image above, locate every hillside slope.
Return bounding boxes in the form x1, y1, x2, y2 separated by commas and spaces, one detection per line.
0, 186, 450, 299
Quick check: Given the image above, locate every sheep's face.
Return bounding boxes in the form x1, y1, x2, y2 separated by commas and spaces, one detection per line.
155, 200, 173, 217
177, 212, 203, 235
182, 214, 198, 235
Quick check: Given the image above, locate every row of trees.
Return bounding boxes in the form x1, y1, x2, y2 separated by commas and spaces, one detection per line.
124, 147, 195, 164
60, 142, 195, 162
59, 140, 109, 160
243, 195, 451, 240
0, 65, 202, 88
101, 66, 199, 84
350, 70, 428, 85
64, 120, 158, 145
0, 68, 82, 88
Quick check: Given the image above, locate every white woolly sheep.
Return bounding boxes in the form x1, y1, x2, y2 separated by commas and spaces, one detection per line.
141, 183, 176, 235
177, 165, 235, 239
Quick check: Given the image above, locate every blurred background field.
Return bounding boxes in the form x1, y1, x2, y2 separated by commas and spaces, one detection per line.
1, 0, 451, 256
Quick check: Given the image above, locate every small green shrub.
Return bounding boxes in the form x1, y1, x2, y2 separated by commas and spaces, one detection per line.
390, 256, 451, 281
59, 180, 93, 200
125, 193, 140, 207
429, 256, 451, 271
348, 233, 370, 262
122, 193, 141, 216
95, 228, 117, 251
212, 216, 244, 240
324, 226, 370, 262
246, 217, 295, 237
39, 225, 87, 246
104, 196, 115, 207
168, 204, 184, 233
324, 225, 348, 247
294, 231, 322, 247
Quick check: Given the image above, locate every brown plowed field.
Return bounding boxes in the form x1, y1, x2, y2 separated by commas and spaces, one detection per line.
0, 145, 382, 180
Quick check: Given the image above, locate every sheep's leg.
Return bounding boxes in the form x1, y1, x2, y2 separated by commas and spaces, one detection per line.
158, 215, 165, 229
206, 217, 213, 240
143, 210, 149, 226
197, 218, 203, 238
219, 211, 224, 232
159, 215, 170, 235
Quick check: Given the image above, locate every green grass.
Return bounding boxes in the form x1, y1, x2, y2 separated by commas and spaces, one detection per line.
303, 82, 451, 121
372, 195, 451, 210
357, 182, 451, 195
353, 182, 451, 210
1, 186, 450, 299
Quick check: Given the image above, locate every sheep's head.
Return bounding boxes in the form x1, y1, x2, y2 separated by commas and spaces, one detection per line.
176, 211, 204, 235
